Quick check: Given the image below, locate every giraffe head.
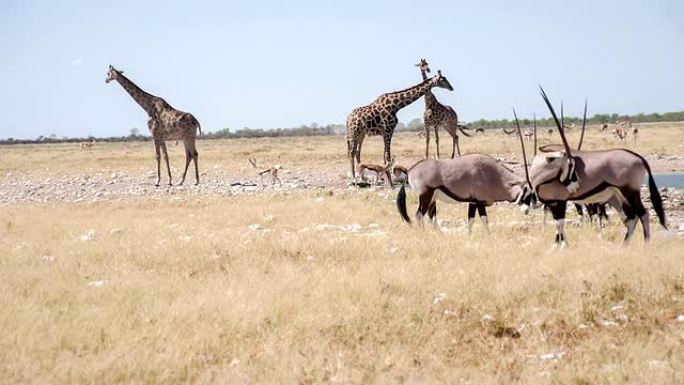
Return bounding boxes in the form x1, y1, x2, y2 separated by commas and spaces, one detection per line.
415, 59, 430, 75
433, 70, 454, 91
105, 65, 124, 84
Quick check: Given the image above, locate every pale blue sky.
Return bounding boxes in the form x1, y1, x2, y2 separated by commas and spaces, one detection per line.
1, 0, 682, 139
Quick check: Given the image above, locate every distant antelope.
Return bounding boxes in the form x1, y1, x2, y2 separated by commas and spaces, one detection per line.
248, 157, 282, 188
632, 125, 639, 145
562, 122, 575, 131
522, 129, 533, 141
80, 138, 96, 152
612, 125, 627, 143
618, 121, 639, 145
357, 158, 395, 186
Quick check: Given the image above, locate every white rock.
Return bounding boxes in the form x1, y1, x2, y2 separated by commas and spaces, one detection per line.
539, 352, 565, 361
263, 215, 274, 222
676, 314, 684, 322
248, 224, 264, 231
648, 359, 672, 371
340, 224, 362, 232
110, 228, 122, 235
87, 280, 107, 287
481, 314, 495, 322
432, 292, 447, 305
389, 247, 399, 254
79, 229, 97, 241
41, 255, 55, 262
600, 320, 619, 327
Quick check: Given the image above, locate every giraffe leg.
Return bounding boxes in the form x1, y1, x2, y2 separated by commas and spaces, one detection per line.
454, 135, 461, 157
347, 138, 356, 181
179, 140, 192, 185
356, 135, 364, 165
434, 126, 440, 159
451, 137, 456, 159
383, 132, 393, 164
160, 142, 172, 186
424, 125, 431, 159
188, 139, 200, 185
154, 141, 162, 187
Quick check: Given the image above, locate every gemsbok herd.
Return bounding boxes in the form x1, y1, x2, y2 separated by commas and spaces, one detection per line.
391, 83, 667, 248
105, 61, 667, 248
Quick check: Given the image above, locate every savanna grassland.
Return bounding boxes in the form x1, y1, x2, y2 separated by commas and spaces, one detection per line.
1, 122, 684, 384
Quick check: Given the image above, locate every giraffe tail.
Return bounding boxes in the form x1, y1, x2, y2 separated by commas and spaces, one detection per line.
458, 125, 473, 137
197, 122, 202, 136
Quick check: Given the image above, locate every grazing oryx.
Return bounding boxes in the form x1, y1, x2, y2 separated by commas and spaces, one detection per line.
415, 59, 472, 158
396, 119, 535, 233
527, 87, 667, 247
357, 158, 395, 186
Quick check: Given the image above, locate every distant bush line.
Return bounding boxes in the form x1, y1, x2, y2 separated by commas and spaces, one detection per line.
2, 111, 683, 145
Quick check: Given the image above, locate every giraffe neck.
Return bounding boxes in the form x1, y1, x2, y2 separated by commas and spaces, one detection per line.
114, 73, 160, 117
418, 68, 438, 108
424, 90, 438, 108
386, 79, 436, 113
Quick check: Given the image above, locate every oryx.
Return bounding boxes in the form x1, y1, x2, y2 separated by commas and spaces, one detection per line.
396, 121, 535, 233
527, 87, 667, 247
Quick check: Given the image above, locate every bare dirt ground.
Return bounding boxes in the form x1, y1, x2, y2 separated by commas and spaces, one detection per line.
1, 122, 683, 384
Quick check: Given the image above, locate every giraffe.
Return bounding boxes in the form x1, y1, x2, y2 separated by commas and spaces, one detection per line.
345, 70, 453, 181
415, 59, 471, 159
106, 65, 202, 186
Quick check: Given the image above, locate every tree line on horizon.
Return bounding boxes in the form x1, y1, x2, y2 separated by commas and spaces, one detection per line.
2, 110, 684, 145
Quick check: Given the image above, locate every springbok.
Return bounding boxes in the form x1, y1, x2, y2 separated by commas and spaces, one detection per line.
248, 157, 282, 188
527, 87, 667, 247
522, 129, 533, 141
396, 117, 534, 233
357, 158, 395, 186
80, 138, 96, 152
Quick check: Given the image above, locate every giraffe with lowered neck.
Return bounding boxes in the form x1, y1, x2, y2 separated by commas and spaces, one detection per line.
106, 65, 202, 186
416, 59, 471, 159
346, 70, 454, 181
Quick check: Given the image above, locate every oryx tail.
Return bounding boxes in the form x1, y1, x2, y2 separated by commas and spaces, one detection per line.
631, 150, 667, 229
397, 181, 411, 223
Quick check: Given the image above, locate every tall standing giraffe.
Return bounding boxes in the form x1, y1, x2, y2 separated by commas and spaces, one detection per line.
416, 59, 471, 159
346, 71, 453, 180
106, 65, 202, 186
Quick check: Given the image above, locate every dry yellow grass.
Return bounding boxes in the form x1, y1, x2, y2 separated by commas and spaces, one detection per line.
1, 123, 684, 384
